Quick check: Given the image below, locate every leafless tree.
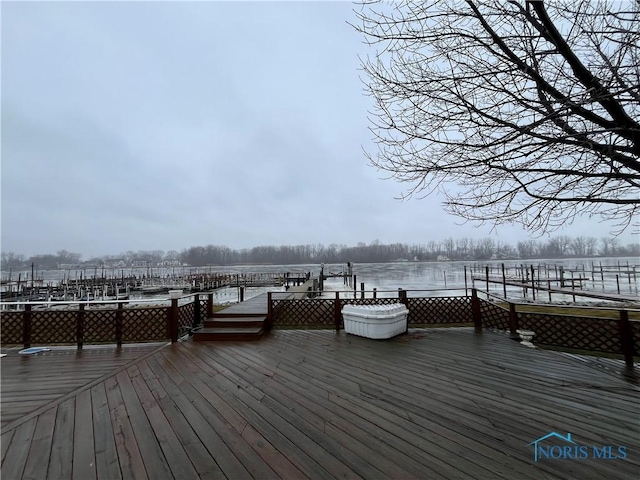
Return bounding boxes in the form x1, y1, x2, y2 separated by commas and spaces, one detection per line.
353, 0, 640, 234
570, 236, 589, 256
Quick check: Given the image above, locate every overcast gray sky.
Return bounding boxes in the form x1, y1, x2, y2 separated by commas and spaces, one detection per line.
2, 0, 637, 258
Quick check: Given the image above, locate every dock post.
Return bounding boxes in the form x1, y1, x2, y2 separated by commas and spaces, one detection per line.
464, 266, 468, 295
361, 282, 365, 299
531, 265, 536, 301
485, 266, 489, 293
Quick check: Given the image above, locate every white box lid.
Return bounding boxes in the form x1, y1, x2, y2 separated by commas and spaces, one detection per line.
341, 303, 408, 318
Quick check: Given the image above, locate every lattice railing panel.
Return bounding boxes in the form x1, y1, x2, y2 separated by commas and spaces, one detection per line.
406, 297, 472, 325
342, 298, 400, 307
31, 310, 77, 344
84, 309, 117, 343
198, 298, 208, 324
122, 307, 169, 342
519, 312, 621, 353
271, 297, 475, 328
341, 298, 399, 317
479, 300, 510, 331
178, 302, 195, 331
1, 311, 24, 345
272, 299, 335, 328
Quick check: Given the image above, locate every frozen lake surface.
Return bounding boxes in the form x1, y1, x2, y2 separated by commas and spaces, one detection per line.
3, 257, 638, 306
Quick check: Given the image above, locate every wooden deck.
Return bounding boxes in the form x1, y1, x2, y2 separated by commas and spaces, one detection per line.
1, 329, 639, 479
0, 343, 167, 429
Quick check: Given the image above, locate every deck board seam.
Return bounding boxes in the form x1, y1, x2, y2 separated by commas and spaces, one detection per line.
1, 342, 170, 433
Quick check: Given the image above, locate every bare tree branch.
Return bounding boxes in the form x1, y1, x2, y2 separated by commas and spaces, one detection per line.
353, 0, 640, 234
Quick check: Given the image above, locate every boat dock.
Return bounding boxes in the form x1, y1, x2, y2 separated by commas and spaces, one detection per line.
0, 272, 318, 303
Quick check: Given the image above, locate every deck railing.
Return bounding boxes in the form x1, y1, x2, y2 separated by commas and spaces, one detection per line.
2, 288, 637, 367
473, 289, 639, 367
267, 288, 638, 368
267, 288, 473, 331
1, 293, 214, 349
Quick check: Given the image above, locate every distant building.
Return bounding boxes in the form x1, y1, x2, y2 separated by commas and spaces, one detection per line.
58, 263, 81, 269
158, 260, 181, 266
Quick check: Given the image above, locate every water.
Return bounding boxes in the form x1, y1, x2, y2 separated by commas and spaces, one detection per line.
347, 258, 638, 302
2, 257, 638, 305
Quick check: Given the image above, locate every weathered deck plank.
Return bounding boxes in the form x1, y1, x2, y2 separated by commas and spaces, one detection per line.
0, 343, 166, 430
72, 389, 96, 480
22, 406, 57, 480
114, 370, 174, 479
47, 398, 75, 480
2, 329, 639, 480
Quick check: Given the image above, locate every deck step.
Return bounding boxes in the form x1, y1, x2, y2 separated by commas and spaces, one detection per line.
211, 312, 267, 318
193, 327, 264, 342
204, 316, 265, 328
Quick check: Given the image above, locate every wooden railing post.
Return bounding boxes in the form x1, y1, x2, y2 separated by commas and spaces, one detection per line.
508, 303, 519, 337
471, 288, 482, 334
77, 304, 85, 350
399, 289, 409, 333
23, 304, 32, 349
334, 292, 341, 333
618, 310, 635, 369
207, 293, 214, 318
169, 299, 179, 343
116, 302, 123, 347
266, 292, 273, 331
193, 294, 201, 330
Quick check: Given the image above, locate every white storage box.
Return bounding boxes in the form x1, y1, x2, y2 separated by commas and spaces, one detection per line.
341, 303, 408, 339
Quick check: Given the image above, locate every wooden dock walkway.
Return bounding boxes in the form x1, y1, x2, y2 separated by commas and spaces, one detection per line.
1, 329, 638, 479
476, 276, 639, 303
214, 292, 273, 316
195, 293, 276, 341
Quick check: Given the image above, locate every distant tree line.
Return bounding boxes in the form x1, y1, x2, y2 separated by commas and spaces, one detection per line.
1, 237, 638, 271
